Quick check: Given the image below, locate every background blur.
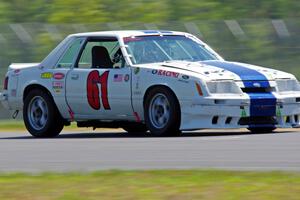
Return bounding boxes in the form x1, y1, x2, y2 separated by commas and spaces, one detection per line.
0, 0, 299, 118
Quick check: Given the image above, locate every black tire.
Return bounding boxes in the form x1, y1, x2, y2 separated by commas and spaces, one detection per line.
144, 87, 181, 137
122, 123, 148, 134
23, 89, 64, 138
248, 127, 276, 133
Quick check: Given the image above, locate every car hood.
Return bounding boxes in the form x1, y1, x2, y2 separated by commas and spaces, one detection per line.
159, 60, 294, 81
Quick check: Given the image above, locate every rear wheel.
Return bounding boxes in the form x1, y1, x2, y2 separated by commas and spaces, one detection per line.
144, 87, 181, 137
248, 127, 276, 133
23, 89, 64, 138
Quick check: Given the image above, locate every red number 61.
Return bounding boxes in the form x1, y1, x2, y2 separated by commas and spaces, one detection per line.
87, 70, 111, 110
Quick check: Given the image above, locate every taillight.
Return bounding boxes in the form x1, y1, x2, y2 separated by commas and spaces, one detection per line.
3, 76, 8, 90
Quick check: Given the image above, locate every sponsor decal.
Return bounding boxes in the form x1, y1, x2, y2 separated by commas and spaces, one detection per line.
53, 73, 65, 80
151, 69, 179, 78
12, 69, 21, 77
52, 81, 64, 94
14, 69, 21, 74
134, 91, 142, 96
135, 76, 140, 90
113, 74, 123, 82
41, 72, 53, 79
124, 74, 130, 82
52, 81, 64, 89
123, 37, 143, 43
253, 82, 261, 87
152, 69, 158, 74
178, 75, 190, 83
182, 75, 189, 80
276, 106, 282, 117
241, 109, 247, 117
134, 67, 140, 75
54, 89, 62, 94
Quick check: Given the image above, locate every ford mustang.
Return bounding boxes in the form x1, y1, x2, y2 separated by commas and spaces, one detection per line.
1, 30, 300, 137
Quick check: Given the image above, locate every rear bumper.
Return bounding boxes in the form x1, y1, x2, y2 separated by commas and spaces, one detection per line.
0, 91, 9, 109
180, 94, 300, 130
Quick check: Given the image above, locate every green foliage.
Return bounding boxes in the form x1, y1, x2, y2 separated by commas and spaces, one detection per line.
0, 0, 299, 23
48, 0, 108, 23
0, 0, 50, 22
0, 170, 300, 199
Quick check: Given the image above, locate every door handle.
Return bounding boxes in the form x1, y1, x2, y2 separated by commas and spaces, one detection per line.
71, 74, 79, 80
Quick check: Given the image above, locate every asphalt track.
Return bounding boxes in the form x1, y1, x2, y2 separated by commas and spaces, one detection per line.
0, 129, 299, 172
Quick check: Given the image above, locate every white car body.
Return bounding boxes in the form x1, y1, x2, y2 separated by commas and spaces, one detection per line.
1, 30, 300, 133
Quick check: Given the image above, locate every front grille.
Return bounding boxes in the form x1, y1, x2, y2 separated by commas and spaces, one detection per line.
238, 116, 278, 125
241, 87, 274, 93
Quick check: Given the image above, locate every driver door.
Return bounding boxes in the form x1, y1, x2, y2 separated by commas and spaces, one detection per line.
65, 37, 134, 120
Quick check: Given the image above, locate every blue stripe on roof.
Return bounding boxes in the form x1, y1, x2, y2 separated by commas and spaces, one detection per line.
142, 30, 160, 34
141, 30, 174, 34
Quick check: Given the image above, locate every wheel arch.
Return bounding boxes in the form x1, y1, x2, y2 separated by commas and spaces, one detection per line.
23, 84, 52, 102
23, 84, 66, 122
143, 84, 181, 115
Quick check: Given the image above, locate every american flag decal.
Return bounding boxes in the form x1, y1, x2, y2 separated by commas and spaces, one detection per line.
113, 74, 123, 82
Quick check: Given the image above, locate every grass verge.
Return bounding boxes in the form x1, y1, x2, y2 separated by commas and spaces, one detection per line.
0, 120, 123, 133
0, 170, 299, 200
0, 120, 89, 132
0, 120, 27, 131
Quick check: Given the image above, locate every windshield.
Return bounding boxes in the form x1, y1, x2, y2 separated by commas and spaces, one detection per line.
123, 35, 219, 64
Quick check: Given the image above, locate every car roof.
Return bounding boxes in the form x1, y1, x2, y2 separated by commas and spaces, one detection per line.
70, 30, 188, 38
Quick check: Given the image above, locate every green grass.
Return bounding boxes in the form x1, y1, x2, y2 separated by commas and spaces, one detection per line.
0, 120, 81, 132
0, 120, 26, 131
0, 170, 299, 200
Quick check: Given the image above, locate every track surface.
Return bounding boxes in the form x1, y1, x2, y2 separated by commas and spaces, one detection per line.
0, 129, 299, 172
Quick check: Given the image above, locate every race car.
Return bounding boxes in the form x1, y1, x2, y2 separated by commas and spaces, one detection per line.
1, 30, 300, 137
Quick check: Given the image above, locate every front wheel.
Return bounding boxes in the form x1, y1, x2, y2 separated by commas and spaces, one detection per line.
144, 87, 181, 137
23, 89, 64, 138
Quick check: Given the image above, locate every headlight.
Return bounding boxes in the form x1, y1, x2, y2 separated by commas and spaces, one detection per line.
206, 80, 241, 94
276, 79, 300, 92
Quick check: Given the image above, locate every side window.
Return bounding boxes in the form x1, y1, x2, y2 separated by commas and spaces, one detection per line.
56, 38, 83, 68
77, 39, 125, 69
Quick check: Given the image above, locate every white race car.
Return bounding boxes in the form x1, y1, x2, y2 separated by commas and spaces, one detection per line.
1, 30, 300, 137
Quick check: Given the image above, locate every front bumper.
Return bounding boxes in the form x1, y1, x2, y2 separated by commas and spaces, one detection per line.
180, 94, 300, 130
0, 91, 9, 109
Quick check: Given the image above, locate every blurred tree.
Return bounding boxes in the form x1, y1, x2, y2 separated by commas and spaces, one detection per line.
48, 0, 108, 23
0, 0, 299, 23
168, 0, 223, 21
218, 0, 300, 19
0, 0, 50, 22
0, 2, 10, 23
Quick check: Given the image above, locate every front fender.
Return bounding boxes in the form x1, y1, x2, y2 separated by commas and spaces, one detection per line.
131, 67, 203, 121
